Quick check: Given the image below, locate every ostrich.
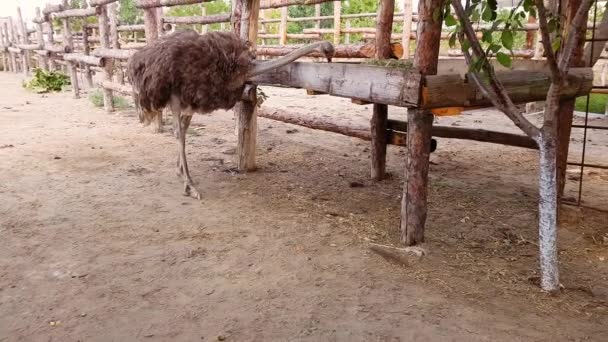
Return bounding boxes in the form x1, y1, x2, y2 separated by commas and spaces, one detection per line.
127, 29, 334, 199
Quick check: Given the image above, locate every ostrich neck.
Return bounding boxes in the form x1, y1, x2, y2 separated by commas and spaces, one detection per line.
247, 42, 331, 77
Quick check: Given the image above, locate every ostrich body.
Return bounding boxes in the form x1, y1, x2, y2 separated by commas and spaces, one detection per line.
127, 29, 334, 199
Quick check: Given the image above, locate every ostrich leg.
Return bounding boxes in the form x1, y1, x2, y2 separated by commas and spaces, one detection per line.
171, 105, 201, 200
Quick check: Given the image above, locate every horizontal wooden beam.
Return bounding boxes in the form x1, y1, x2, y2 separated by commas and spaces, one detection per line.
116, 24, 146, 32
387, 119, 538, 149
260, 0, 338, 10
260, 108, 539, 149
136, 0, 210, 9
256, 43, 403, 59
7, 47, 21, 54
44, 44, 71, 53
422, 68, 593, 108
162, 13, 231, 25
63, 53, 105, 67
89, 0, 120, 6
16, 43, 42, 50
250, 62, 421, 107
43, 4, 64, 15
447, 49, 534, 58
93, 48, 136, 60
53, 8, 100, 19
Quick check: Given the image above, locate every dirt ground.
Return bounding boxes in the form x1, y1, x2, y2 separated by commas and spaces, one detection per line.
1, 72, 607, 341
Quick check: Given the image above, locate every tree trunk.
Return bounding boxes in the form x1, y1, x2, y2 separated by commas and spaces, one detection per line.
538, 129, 560, 293
400, 0, 443, 246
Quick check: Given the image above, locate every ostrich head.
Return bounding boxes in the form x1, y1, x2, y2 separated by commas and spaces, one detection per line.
247, 40, 335, 77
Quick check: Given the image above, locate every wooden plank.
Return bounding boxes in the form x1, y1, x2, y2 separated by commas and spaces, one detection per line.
279, 7, 288, 45
250, 62, 421, 107
333, 1, 341, 45
401, 0, 413, 59
116, 24, 146, 32
422, 68, 593, 108
89, 0, 120, 6
101, 80, 132, 94
256, 43, 402, 58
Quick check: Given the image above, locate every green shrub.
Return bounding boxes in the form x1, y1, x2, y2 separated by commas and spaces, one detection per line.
89, 89, 132, 109
22, 68, 70, 93
575, 94, 608, 115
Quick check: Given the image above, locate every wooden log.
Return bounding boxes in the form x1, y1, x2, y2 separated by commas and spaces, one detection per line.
89, 0, 120, 6
53, 8, 100, 19
34, 49, 50, 57
15, 43, 41, 50
401, 0, 443, 246
60, 0, 79, 98
101, 80, 132, 94
362, 31, 450, 40
387, 120, 537, 149
255, 43, 401, 58
136, 0, 208, 8
260, 0, 337, 10
142, 3, 161, 128
43, 4, 64, 16
161, 14, 231, 25
7, 47, 21, 54
422, 68, 593, 108
116, 24, 146, 32
98, 3, 114, 112
259, 108, 372, 140
250, 62, 420, 107
120, 42, 147, 49
370, 0, 395, 181
45, 44, 71, 53
235, 0, 260, 172
333, 1, 341, 45
63, 53, 105, 66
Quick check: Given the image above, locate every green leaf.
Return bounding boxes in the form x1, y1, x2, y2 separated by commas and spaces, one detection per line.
490, 44, 502, 53
449, 33, 457, 48
552, 37, 561, 53
445, 13, 457, 27
482, 5, 493, 21
482, 30, 493, 43
461, 39, 471, 52
501, 30, 514, 50
496, 52, 512, 68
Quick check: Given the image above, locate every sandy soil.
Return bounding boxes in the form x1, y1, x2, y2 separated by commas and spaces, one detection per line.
1, 72, 607, 341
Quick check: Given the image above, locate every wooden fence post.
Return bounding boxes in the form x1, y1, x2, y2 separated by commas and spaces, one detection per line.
108, 3, 124, 84
98, 3, 114, 111
142, 4, 163, 130
60, 0, 80, 98
401, 0, 413, 59
279, 6, 288, 45
46, 20, 56, 71
34, 7, 48, 71
400, 0, 443, 246
82, 2, 93, 87
16, 7, 30, 76
234, 0, 260, 172
7, 18, 18, 73
370, 0, 395, 181
333, 1, 341, 45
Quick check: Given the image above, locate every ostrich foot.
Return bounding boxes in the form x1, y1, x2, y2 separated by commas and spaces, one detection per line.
183, 181, 202, 200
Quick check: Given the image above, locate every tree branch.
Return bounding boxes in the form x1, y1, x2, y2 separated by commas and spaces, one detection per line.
534, 0, 561, 80
451, 0, 541, 140
558, 0, 595, 72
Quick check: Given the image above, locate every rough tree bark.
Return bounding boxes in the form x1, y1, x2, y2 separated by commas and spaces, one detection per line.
400, 0, 444, 245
